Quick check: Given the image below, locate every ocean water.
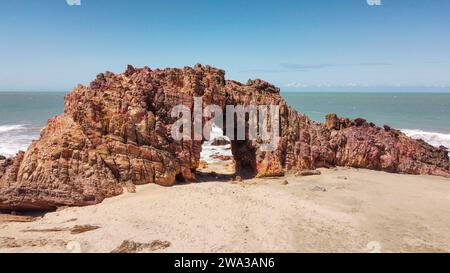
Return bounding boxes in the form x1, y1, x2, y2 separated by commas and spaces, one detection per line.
283, 92, 450, 149
0, 92, 65, 157
1, 92, 450, 158
200, 124, 232, 164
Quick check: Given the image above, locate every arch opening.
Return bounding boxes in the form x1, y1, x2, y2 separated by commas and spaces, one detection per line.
197, 124, 235, 179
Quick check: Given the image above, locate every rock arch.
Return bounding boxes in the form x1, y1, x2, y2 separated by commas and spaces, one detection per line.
1, 64, 449, 210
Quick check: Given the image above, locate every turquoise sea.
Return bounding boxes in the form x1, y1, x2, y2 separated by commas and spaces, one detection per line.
0, 92, 65, 157
283, 92, 450, 134
1, 92, 450, 157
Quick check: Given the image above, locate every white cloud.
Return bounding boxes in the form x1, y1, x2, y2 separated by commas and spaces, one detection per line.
285, 82, 450, 89
286, 82, 310, 88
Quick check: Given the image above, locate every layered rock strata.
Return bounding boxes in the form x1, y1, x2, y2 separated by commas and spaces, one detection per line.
1, 65, 449, 210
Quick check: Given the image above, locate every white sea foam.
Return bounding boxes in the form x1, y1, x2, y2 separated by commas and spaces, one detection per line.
0, 124, 27, 133
200, 127, 450, 163
200, 124, 233, 164
401, 129, 450, 149
0, 124, 39, 157
1, 124, 449, 160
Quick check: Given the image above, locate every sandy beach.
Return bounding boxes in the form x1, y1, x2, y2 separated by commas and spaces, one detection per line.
1, 167, 450, 253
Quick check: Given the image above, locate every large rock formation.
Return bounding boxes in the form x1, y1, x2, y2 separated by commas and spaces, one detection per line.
1, 64, 449, 210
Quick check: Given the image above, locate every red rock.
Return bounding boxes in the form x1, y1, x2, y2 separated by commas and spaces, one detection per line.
211, 155, 233, 161
211, 138, 231, 146
1, 64, 449, 211
296, 170, 322, 177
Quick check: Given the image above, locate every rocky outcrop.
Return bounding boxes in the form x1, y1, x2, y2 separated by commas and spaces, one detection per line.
0, 156, 8, 178
320, 114, 450, 177
1, 64, 449, 210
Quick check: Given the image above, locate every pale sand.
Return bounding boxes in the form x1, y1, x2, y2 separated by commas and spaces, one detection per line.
1, 168, 450, 253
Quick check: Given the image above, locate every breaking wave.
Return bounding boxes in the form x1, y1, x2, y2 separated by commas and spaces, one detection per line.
200, 124, 233, 164
0, 124, 40, 157
401, 129, 450, 149
1, 124, 450, 160
0, 124, 27, 133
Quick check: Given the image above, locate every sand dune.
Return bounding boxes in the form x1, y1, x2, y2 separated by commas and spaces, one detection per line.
1, 168, 450, 253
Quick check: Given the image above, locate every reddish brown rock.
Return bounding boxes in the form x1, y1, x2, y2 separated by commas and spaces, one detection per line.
211, 155, 233, 161
1, 64, 449, 211
111, 240, 171, 253
296, 170, 322, 177
211, 137, 231, 146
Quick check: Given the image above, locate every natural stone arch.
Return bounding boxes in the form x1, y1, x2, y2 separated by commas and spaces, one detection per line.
1, 64, 449, 211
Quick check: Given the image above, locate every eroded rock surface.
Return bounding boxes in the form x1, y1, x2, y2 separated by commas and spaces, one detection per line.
111, 240, 171, 253
1, 64, 449, 210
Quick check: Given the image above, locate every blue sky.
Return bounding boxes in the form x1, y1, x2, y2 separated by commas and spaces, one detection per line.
0, 0, 449, 92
